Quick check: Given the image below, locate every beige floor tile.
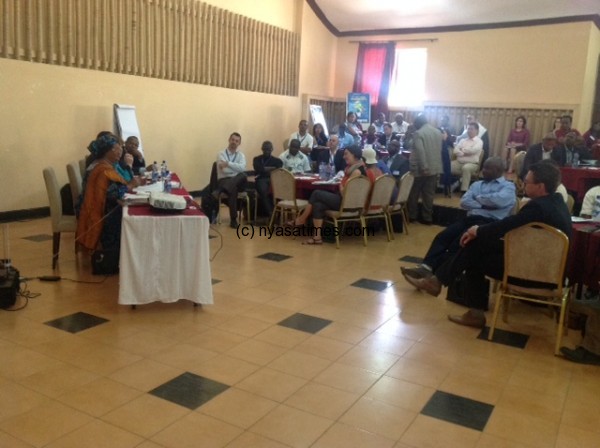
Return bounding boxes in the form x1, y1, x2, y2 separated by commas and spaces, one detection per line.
225, 339, 288, 366
376, 313, 439, 341
241, 304, 296, 324
150, 343, 219, 369
56, 377, 143, 417
267, 349, 332, 380
131, 441, 166, 448
293, 335, 354, 361
404, 341, 463, 368
101, 394, 189, 438
385, 357, 451, 389
316, 321, 372, 344
339, 397, 417, 440
253, 325, 311, 348
484, 407, 558, 448
284, 382, 360, 420
365, 376, 436, 412
107, 330, 179, 357
0, 400, 92, 448
108, 358, 183, 391
152, 412, 243, 448
475, 433, 530, 447
235, 367, 307, 402
185, 328, 248, 353
189, 354, 260, 385
225, 432, 291, 448
0, 429, 36, 448
438, 370, 505, 405
556, 424, 600, 448
0, 382, 50, 422
45, 420, 143, 448
358, 331, 416, 357
198, 388, 278, 429
17, 363, 99, 398
312, 422, 396, 448
561, 393, 600, 434
216, 316, 273, 337
313, 362, 381, 394
249, 404, 333, 448
495, 383, 565, 423
0, 345, 65, 380
400, 414, 481, 448
336, 345, 400, 374
64, 344, 143, 375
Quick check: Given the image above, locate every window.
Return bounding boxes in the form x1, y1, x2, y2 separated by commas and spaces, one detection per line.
388, 48, 427, 108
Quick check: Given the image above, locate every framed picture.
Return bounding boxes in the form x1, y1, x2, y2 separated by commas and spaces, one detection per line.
347, 93, 370, 124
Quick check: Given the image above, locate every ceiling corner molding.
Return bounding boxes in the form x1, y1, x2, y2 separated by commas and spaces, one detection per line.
305, 0, 341, 36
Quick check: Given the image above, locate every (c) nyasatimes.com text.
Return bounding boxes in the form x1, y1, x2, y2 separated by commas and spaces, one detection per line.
235, 224, 376, 240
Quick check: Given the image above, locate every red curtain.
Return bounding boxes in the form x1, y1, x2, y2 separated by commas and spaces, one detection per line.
352, 42, 395, 118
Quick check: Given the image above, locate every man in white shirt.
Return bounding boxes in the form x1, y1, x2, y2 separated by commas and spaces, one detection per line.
451, 122, 483, 192
280, 139, 311, 174
580, 185, 600, 219
456, 114, 487, 143
216, 132, 247, 228
289, 120, 313, 156
391, 113, 409, 134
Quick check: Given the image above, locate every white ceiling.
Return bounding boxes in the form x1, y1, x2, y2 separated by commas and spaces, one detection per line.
312, 0, 599, 34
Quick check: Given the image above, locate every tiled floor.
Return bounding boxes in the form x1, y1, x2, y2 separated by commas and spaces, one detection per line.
1, 202, 599, 447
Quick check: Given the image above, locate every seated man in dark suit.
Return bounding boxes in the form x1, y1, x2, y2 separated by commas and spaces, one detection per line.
403, 160, 572, 328
317, 134, 346, 174
553, 132, 593, 167
252, 140, 282, 218
385, 140, 409, 180
378, 123, 399, 149
520, 133, 560, 179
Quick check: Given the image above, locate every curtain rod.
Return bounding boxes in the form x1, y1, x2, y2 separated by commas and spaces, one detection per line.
349, 38, 438, 43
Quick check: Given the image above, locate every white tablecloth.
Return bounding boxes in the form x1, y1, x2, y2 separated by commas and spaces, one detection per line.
118, 207, 213, 305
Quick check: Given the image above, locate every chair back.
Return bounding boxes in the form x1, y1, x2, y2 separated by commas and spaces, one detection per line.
43, 167, 63, 231
79, 158, 87, 177
395, 172, 414, 205
270, 168, 297, 202
66, 161, 83, 206
512, 151, 526, 177
367, 175, 396, 213
338, 176, 371, 217
566, 194, 574, 215
503, 222, 569, 296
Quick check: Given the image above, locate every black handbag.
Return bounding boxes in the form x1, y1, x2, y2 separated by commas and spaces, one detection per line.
91, 250, 119, 275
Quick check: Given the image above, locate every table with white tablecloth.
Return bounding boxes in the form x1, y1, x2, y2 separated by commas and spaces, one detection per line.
118, 180, 213, 306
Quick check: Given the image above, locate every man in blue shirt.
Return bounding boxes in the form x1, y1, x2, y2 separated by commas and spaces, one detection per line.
401, 157, 515, 279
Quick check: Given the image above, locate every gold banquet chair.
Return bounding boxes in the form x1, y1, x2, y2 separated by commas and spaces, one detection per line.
43, 167, 77, 269
487, 222, 571, 355
324, 176, 371, 249
386, 172, 414, 238
209, 162, 253, 225
268, 168, 308, 230
364, 175, 397, 242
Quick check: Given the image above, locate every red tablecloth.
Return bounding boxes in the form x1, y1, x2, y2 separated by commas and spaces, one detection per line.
561, 167, 600, 202
567, 223, 600, 294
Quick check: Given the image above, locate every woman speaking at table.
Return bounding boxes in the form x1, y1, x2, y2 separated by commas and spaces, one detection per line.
77, 134, 136, 259
289, 145, 375, 245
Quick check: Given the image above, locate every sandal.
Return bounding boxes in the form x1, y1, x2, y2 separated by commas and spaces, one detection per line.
302, 238, 323, 245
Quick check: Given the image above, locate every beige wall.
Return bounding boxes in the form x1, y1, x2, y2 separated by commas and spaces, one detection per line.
581, 23, 600, 128
334, 22, 599, 130
0, 0, 337, 213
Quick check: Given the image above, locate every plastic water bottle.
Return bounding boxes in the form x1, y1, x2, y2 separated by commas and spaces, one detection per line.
329, 162, 336, 179
152, 161, 159, 183
319, 163, 327, 180
572, 152, 580, 168
160, 160, 167, 178
163, 177, 171, 193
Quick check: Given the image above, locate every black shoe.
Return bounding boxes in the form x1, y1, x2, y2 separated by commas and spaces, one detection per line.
560, 346, 600, 365
418, 219, 433, 225
230, 219, 238, 228
401, 266, 433, 280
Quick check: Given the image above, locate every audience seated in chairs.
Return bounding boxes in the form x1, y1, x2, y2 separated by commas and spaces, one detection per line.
451, 122, 483, 193
520, 133, 559, 179
289, 119, 313, 156
402, 157, 515, 282
580, 185, 600, 219
402, 160, 571, 329
316, 134, 346, 174
252, 140, 282, 219
503, 115, 530, 173
385, 140, 409, 181
288, 146, 374, 245
378, 122, 399, 149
